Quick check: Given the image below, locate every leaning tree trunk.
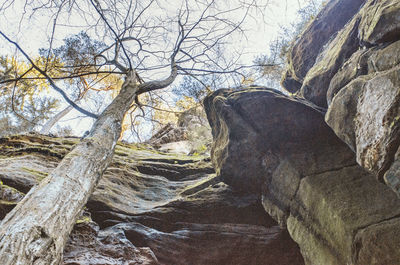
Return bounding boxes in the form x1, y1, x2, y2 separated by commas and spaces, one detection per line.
40, 104, 75, 135
0, 71, 143, 264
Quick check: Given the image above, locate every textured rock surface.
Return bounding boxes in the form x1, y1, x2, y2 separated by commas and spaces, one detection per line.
288, 166, 400, 265
299, 15, 361, 107
282, 0, 400, 108
353, 217, 400, 265
63, 222, 158, 265
0, 134, 304, 265
204, 87, 353, 194
205, 87, 400, 265
326, 67, 400, 179
359, 0, 400, 44
323, 1, 400, 194
281, 0, 400, 198
282, 0, 366, 93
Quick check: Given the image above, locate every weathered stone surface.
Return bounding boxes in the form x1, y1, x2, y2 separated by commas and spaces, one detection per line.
63, 222, 158, 265
326, 66, 400, 180
353, 217, 400, 265
204, 87, 354, 195
204, 87, 357, 230
327, 40, 400, 105
288, 166, 400, 265
106, 222, 304, 265
281, 0, 366, 93
283, 0, 400, 108
317, 3, 400, 195
359, 0, 400, 44
300, 16, 361, 107
0, 134, 304, 265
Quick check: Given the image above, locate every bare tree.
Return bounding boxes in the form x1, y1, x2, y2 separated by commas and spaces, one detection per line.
0, 0, 260, 263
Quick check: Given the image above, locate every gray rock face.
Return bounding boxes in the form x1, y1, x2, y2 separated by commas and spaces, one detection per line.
359, 0, 400, 44
0, 134, 304, 265
299, 15, 361, 107
322, 1, 400, 196
281, 0, 366, 94
204, 87, 400, 265
326, 67, 400, 179
282, 0, 400, 108
281, 0, 400, 198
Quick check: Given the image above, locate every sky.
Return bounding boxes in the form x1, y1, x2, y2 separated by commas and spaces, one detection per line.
0, 0, 321, 140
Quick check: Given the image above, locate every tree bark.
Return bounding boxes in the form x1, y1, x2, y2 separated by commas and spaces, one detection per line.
0, 71, 148, 264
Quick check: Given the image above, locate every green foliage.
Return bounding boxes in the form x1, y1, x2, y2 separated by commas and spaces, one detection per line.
0, 56, 58, 136
39, 31, 105, 73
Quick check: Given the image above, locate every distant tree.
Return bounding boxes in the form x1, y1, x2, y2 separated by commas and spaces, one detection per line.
172, 74, 221, 103
0, 0, 265, 263
0, 56, 58, 136
39, 32, 123, 134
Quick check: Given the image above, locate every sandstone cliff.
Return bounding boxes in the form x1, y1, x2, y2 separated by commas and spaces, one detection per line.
203, 0, 400, 264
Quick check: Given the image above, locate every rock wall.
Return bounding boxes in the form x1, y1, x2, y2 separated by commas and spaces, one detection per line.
204, 87, 400, 265
204, 0, 400, 264
0, 134, 303, 264
282, 0, 400, 197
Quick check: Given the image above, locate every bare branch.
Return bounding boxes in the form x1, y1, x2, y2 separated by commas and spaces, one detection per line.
89, 0, 132, 71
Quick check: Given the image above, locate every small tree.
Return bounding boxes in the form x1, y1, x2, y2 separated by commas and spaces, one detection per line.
0, 0, 262, 263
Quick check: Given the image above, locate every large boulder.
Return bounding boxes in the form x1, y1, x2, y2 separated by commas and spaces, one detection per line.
204, 87, 400, 265
204, 87, 353, 194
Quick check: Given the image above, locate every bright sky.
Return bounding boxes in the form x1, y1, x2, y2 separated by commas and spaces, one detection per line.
0, 0, 321, 139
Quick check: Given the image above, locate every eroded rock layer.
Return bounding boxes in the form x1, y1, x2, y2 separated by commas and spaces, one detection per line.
0, 134, 304, 265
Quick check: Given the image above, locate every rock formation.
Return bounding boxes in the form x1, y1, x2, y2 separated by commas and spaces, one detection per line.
148, 106, 212, 155
282, 0, 400, 198
1, 0, 400, 264
0, 134, 303, 264
203, 0, 400, 264
204, 87, 400, 265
